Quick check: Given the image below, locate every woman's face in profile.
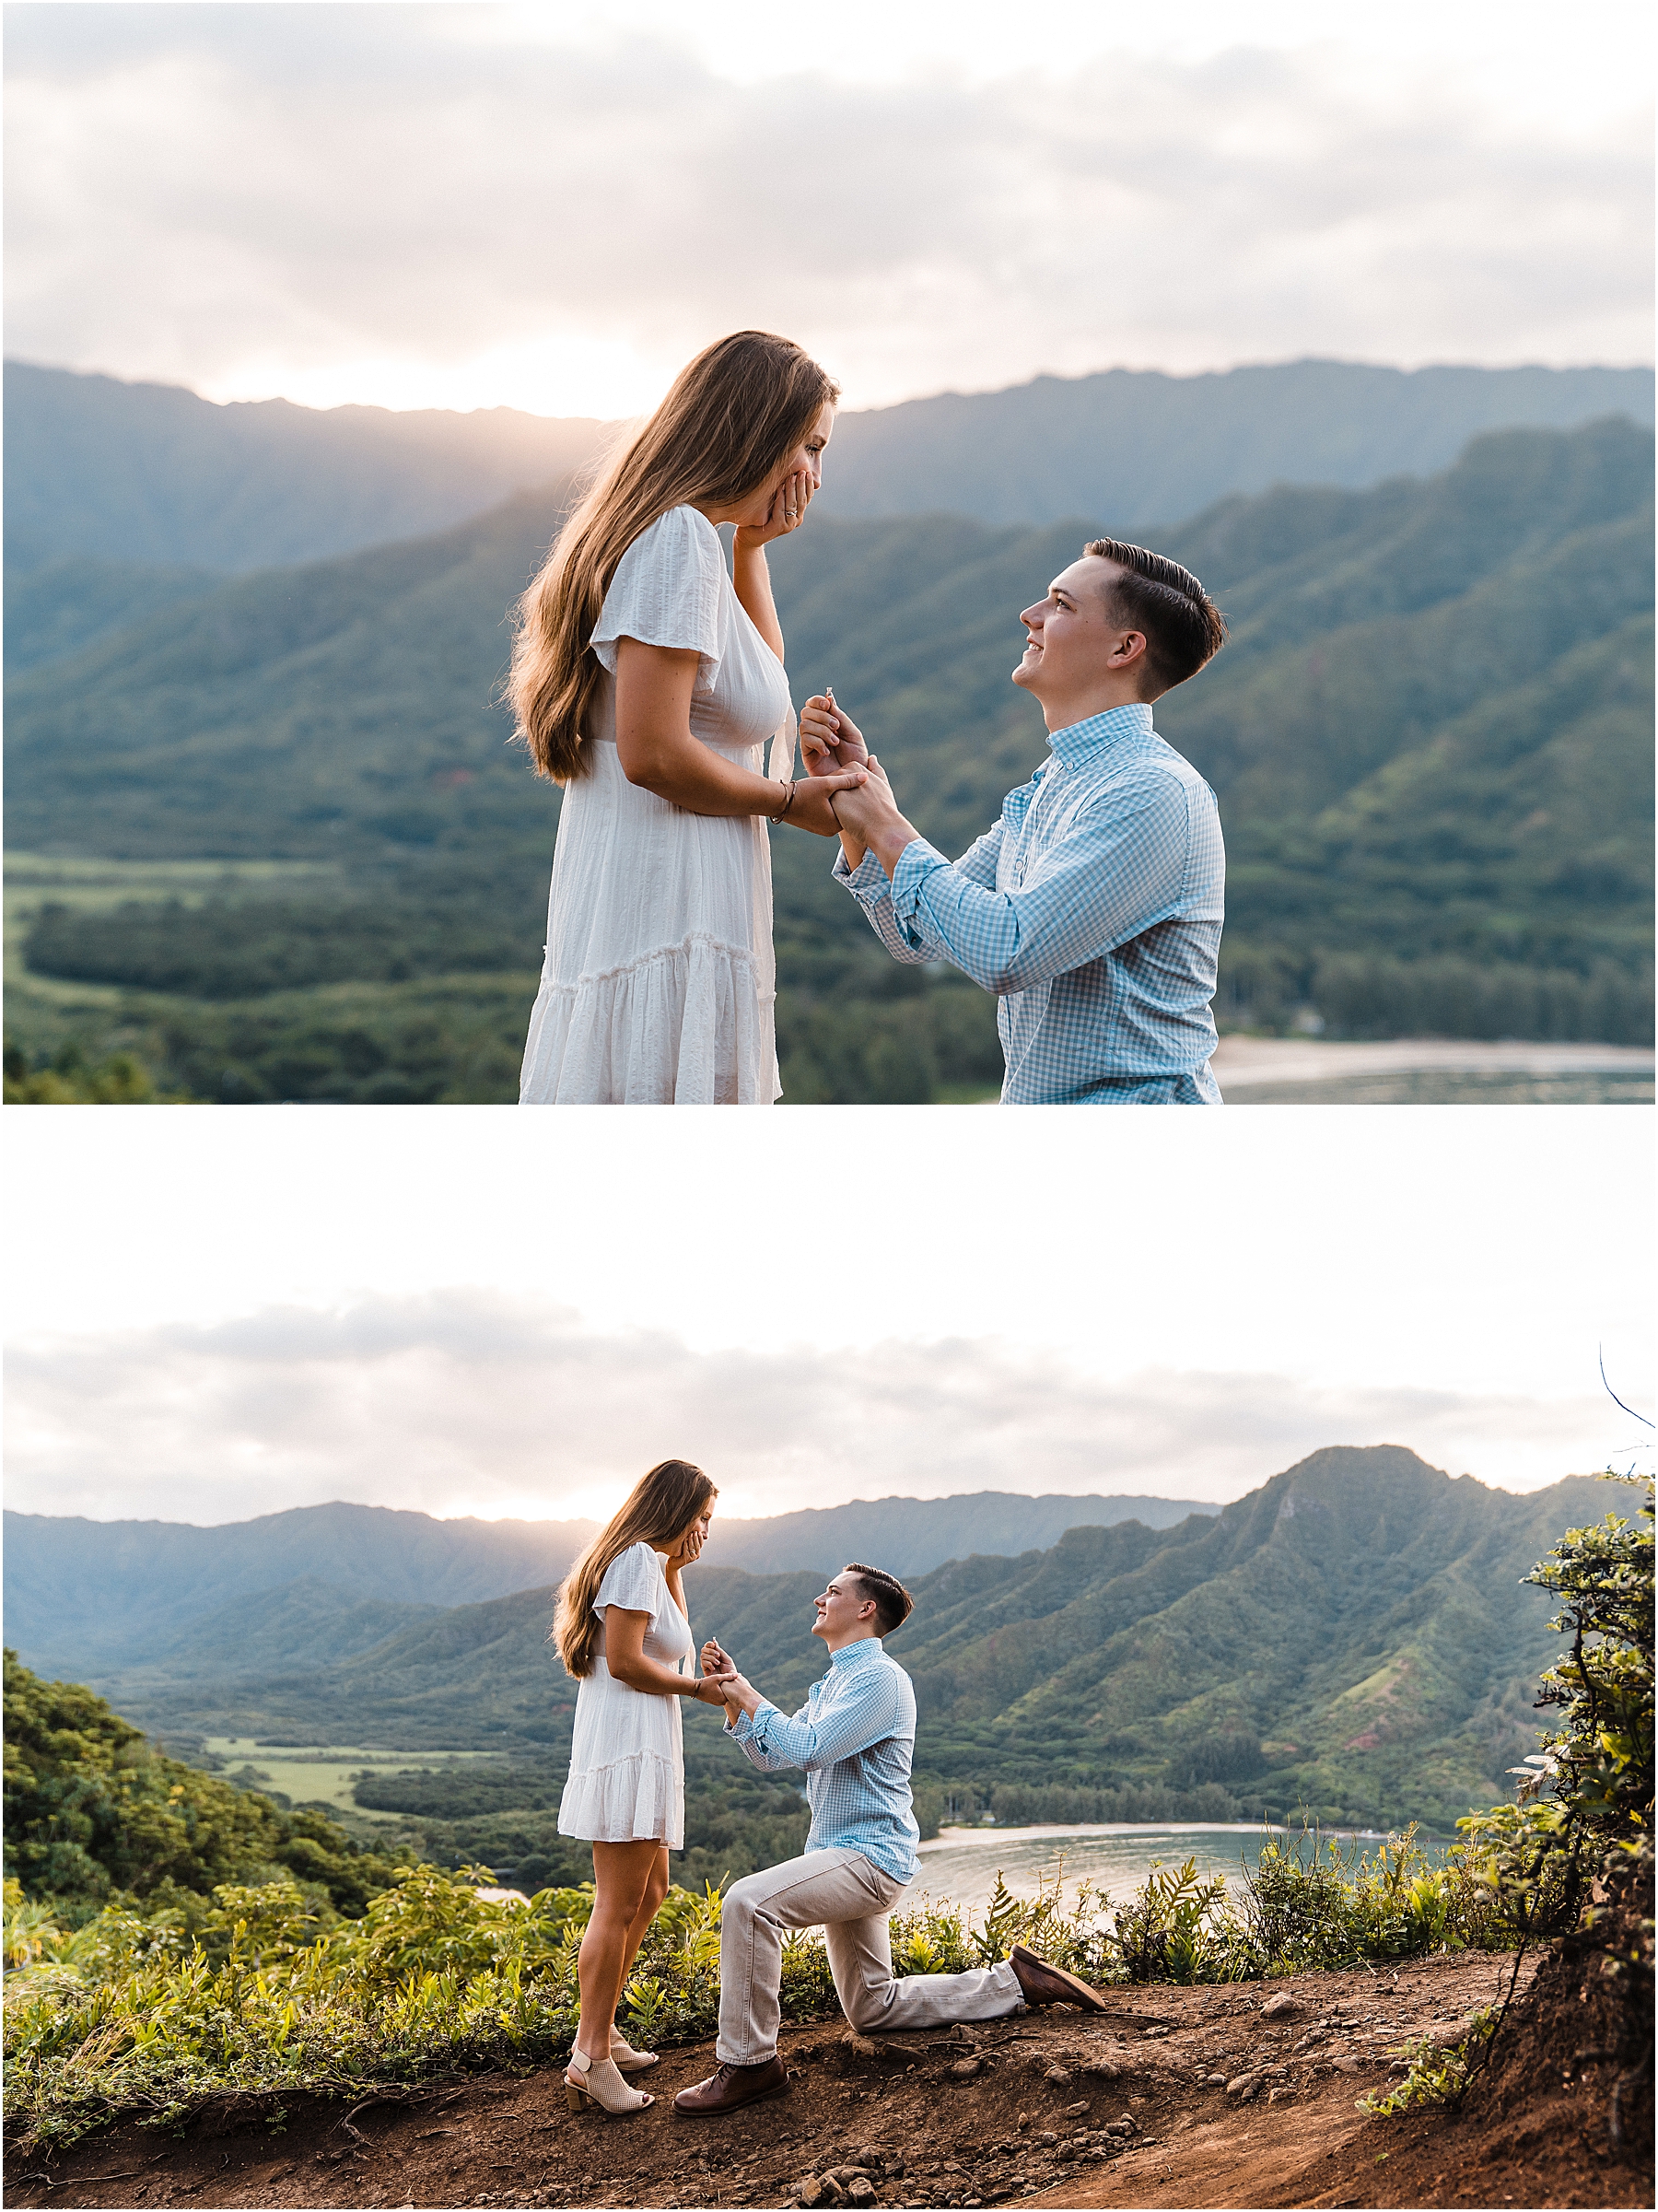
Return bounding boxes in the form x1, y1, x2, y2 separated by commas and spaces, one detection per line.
732, 402, 835, 525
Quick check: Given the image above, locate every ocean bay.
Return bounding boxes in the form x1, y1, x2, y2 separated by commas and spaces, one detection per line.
913, 1820, 1393, 1917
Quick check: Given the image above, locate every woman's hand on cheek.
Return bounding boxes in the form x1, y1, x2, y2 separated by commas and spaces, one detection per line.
736, 468, 814, 551
667, 1523, 705, 1568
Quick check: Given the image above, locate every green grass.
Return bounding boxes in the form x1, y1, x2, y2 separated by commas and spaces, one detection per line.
201, 1742, 509, 1827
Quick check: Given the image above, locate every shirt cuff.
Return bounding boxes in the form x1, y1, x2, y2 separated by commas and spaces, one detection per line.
889, 838, 948, 926
831, 847, 893, 907
730, 1700, 778, 1743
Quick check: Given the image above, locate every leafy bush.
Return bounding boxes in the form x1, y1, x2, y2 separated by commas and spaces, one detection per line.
1454, 1474, 1653, 1946
4, 1866, 834, 2153
1356, 1473, 1655, 2123
1360, 2008, 1497, 2116
1087, 1826, 1505, 1988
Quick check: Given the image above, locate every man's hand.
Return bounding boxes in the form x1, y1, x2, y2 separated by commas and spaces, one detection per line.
827, 755, 922, 879
719, 1670, 763, 1718
787, 771, 868, 837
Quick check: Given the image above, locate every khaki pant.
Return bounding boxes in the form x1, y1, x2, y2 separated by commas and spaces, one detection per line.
717, 1846, 1022, 2065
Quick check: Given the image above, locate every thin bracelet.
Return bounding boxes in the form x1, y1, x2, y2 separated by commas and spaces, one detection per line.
769, 778, 796, 825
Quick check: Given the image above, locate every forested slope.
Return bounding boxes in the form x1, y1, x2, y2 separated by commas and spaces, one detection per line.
2, 1653, 404, 1919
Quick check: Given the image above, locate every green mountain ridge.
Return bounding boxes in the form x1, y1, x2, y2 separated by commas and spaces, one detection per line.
9, 357, 1650, 580
62, 1450, 1606, 1843
2, 1492, 1211, 1676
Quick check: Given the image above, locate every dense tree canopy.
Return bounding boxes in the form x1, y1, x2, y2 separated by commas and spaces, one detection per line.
3, 1652, 406, 1920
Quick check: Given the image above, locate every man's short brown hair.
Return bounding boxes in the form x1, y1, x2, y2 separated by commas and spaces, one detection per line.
845, 1562, 913, 1637
1084, 537, 1227, 698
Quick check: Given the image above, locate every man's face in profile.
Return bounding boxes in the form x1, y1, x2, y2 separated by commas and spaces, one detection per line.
1013, 555, 1135, 705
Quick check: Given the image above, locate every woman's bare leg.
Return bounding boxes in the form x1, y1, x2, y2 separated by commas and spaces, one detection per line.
577, 1840, 665, 2063
609, 1845, 671, 2048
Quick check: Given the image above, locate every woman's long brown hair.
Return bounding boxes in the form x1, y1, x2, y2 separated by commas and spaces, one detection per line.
552, 1457, 717, 1679
507, 331, 839, 783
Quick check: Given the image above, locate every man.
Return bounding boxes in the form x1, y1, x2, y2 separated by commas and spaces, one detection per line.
800, 539, 1227, 1105
674, 1563, 1109, 2117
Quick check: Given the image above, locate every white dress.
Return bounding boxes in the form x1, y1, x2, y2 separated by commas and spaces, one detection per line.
520, 506, 797, 1105
557, 1542, 693, 1849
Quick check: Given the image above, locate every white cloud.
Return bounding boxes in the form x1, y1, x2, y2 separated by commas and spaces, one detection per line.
5, 1291, 1638, 1527
4, 5, 1650, 415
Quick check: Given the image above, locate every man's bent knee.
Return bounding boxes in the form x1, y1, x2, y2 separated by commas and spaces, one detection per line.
722, 1874, 766, 1928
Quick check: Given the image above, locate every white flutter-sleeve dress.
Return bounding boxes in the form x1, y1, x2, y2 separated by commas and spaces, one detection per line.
557, 1542, 694, 1850
519, 506, 797, 1105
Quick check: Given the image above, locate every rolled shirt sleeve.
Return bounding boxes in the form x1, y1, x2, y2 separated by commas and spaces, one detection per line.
888, 775, 1194, 996
833, 821, 1002, 966
729, 1672, 908, 1773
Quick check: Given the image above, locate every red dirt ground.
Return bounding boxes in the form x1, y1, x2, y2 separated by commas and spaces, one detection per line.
6, 1946, 1650, 2211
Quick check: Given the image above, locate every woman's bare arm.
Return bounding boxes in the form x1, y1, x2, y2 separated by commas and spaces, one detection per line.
613, 638, 859, 833
604, 1607, 724, 1702
729, 466, 813, 662
730, 539, 784, 662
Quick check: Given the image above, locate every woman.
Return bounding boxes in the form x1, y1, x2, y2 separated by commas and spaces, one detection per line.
509, 330, 867, 1105
553, 1457, 729, 2115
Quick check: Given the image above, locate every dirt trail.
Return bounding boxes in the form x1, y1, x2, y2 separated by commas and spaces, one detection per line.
5, 1949, 1644, 2211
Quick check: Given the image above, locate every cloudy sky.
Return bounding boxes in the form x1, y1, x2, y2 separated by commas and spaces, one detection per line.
5, 0, 1652, 418
7, 1110, 1652, 1527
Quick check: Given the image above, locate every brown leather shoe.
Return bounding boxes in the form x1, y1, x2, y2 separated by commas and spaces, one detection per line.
1009, 1943, 1109, 2013
673, 2056, 790, 2115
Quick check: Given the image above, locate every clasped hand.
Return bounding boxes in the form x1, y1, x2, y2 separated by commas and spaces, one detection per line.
800, 694, 914, 858
698, 1635, 754, 1712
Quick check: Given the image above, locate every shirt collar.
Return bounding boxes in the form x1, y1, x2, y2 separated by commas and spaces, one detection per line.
1047, 701, 1155, 768
828, 1636, 884, 1671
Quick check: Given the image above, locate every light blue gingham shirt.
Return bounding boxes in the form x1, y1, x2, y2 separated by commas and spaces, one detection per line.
729, 1636, 919, 1883
833, 704, 1225, 1104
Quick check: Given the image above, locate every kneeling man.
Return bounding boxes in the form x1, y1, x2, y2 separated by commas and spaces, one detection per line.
675, 1563, 1106, 2116
804, 538, 1227, 1105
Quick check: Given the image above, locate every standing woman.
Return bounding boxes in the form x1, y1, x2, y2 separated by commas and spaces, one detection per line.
510, 330, 866, 1105
553, 1458, 729, 2115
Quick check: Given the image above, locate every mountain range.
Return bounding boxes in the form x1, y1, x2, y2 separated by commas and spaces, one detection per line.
8, 1451, 1607, 1842
8, 358, 1651, 583
1, 1490, 1213, 1676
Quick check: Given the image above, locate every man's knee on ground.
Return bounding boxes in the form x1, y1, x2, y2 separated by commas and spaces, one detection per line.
839, 1972, 898, 2031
